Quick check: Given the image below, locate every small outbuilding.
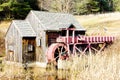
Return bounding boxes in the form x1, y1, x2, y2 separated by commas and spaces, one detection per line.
5, 10, 85, 63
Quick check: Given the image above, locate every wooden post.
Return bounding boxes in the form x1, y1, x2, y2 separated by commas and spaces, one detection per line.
66, 29, 70, 54
72, 30, 75, 54
72, 30, 75, 43
88, 43, 92, 55
67, 29, 69, 44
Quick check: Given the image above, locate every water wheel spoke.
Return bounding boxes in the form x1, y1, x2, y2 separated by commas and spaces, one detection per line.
54, 55, 59, 60
61, 46, 63, 52
57, 47, 61, 54
91, 47, 99, 52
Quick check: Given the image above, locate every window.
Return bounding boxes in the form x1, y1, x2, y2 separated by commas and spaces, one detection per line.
36, 37, 42, 47
38, 39, 41, 46
28, 44, 33, 52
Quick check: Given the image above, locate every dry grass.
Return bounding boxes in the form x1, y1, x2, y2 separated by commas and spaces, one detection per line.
70, 54, 120, 80
75, 12, 120, 36
75, 12, 120, 28
0, 21, 10, 33
0, 21, 10, 57
68, 37, 120, 80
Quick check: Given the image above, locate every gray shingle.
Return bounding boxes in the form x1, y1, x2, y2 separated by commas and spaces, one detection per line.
32, 11, 86, 31
13, 20, 36, 37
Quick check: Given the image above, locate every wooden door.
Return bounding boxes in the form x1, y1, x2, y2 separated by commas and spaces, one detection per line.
22, 37, 36, 63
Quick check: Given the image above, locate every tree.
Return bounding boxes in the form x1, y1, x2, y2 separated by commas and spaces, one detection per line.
0, 0, 12, 19
113, 0, 120, 11
50, 0, 74, 13
0, 0, 31, 20
11, 1, 31, 19
0, 0, 9, 4
74, 0, 99, 15
74, 0, 88, 14
86, 0, 100, 13
97, 0, 113, 13
37, 0, 46, 10
24, 0, 39, 10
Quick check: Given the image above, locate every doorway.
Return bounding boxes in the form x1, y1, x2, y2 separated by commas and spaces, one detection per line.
22, 37, 36, 63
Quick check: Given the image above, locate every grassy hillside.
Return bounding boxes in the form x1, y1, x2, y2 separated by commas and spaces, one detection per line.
75, 12, 120, 36
75, 12, 120, 28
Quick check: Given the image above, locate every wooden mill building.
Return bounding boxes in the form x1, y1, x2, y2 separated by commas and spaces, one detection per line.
5, 10, 85, 63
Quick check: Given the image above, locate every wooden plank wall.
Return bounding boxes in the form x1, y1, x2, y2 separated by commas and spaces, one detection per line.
46, 31, 60, 46
5, 23, 14, 61
5, 22, 23, 62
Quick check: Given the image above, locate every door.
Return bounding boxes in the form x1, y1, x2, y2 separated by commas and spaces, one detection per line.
22, 37, 36, 63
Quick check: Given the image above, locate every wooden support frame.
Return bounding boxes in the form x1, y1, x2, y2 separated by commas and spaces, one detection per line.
69, 42, 106, 56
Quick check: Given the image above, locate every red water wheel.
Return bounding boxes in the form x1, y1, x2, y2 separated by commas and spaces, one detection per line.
46, 43, 68, 64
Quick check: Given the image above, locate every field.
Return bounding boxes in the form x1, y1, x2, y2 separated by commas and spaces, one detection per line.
0, 12, 120, 80
75, 12, 120, 36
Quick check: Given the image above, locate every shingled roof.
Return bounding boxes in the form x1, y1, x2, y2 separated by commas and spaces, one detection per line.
6, 11, 85, 37
31, 10, 85, 31
13, 20, 36, 37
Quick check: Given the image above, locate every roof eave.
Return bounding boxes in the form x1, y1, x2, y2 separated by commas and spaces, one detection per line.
44, 28, 86, 31
22, 35, 36, 37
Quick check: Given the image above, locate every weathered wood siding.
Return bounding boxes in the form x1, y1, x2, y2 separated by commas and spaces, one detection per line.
26, 12, 61, 62
5, 22, 22, 62
26, 11, 47, 62
46, 31, 60, 46
5, 22, 14, 61
14, 24, 22, 62
35, 31, 46, 62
